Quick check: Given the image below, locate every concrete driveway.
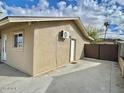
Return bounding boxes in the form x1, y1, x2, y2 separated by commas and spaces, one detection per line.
0, 58, 124, 93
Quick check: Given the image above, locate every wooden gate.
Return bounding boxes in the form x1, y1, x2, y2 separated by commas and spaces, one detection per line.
84, 44, 118, 61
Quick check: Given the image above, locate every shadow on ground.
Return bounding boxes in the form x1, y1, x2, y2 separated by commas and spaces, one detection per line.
45, 59, 124, 93
0, 59, 124, 93
0, 63, 29, 77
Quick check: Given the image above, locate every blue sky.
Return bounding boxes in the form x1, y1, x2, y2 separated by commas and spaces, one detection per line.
0, 0, 124, 39
2, 0, 77, 8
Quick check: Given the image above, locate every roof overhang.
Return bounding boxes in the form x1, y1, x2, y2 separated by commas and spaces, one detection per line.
0, 16, 93, 41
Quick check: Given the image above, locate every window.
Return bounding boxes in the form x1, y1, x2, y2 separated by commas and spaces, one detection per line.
14, 32, 23, 48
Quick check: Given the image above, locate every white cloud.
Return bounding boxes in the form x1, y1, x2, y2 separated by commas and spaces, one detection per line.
115, 0, 124, 5
6, 6, 26, 15
0, 0, 124, 39
0, 1, 7, 18
0, 0, 107, 26
38, 0, 49, 10
57, 1, 67, 11
100, 29, 124, 39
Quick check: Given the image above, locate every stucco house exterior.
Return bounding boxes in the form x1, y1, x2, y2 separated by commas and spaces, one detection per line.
0, 16, 93, 76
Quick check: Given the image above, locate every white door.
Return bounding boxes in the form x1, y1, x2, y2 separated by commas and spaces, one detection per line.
70, 39, 76, 62
1, 34, 7, 61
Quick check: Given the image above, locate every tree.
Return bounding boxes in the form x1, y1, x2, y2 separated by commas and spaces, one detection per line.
86, 25, 102, 43
104, 21, 109, 39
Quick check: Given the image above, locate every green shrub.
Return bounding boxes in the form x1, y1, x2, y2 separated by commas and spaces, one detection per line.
86, 25, 102, 43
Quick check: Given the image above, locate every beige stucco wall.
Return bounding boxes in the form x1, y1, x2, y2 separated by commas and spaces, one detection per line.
33, 21, 89, 75
0, 20, 89, 76
1, 23, 34, 75
0, 32, 1, 55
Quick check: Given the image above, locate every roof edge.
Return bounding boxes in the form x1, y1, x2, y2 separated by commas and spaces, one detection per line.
75, 18, 94, 41
0, 16, 93, 41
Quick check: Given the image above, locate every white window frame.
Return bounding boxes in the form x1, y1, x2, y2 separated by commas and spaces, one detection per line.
13, 32, 24, 48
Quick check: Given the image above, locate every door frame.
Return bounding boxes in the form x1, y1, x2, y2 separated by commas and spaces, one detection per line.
69, 38, 76, 62
1, 34, 7, 62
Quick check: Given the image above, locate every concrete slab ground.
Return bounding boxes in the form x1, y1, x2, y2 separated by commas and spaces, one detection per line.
0, 58, 124, 93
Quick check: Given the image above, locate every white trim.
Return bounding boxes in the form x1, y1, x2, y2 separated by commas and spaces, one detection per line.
70, 39, 76, 62
14, 32, 23, 35
13, 32, 24, 48
1, 34, 7, 61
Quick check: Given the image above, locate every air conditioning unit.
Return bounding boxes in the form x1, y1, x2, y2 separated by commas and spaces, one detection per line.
61, 30, 70, 39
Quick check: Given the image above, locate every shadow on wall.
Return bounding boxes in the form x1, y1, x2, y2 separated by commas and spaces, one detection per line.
0, 63, 29, 77
80, 47, 85, 59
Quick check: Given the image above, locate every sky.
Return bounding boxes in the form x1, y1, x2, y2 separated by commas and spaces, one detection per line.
0, 0, 124, 39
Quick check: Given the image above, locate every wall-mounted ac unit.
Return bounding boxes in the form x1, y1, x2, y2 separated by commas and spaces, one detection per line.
61, 30, 70, 39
